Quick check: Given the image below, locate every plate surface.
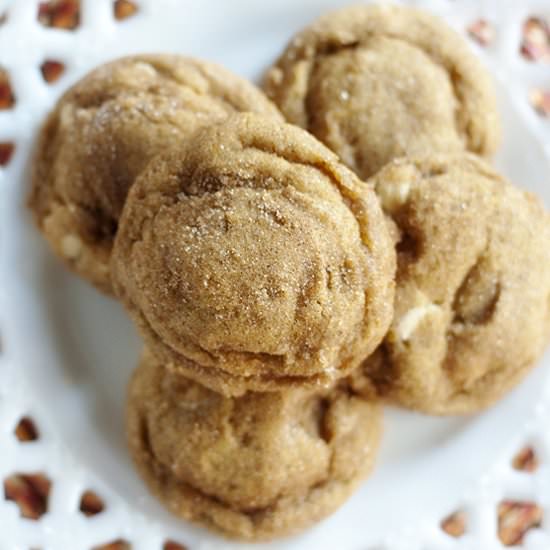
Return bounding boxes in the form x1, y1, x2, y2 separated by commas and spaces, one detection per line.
1, 1, 550, 549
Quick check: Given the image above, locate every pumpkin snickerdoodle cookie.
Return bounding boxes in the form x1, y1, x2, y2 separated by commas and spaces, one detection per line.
111, 113, 395, 396
350, 154, 550, 415
29, 54, 282, 293
263, 4, 500, 180
127, 349, 382, 541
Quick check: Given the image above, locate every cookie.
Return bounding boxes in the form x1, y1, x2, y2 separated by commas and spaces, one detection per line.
111, 112, 395, 396
263, 4, 500, 180
350, 154, 550, 415
127, 349, 382, 541
29, 54, 282, 293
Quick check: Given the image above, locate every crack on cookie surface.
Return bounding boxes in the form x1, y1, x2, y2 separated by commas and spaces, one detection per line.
395, 228, 422, 266
305, 396, 332, 444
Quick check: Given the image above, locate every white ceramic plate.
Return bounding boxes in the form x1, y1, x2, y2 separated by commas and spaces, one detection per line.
1, 1, 550, 549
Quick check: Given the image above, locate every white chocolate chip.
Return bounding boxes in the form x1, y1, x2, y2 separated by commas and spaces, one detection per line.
61, 234, 82, 259
397, 303, 440, 341
376, 181, 411, 212
133, 61, 157, 78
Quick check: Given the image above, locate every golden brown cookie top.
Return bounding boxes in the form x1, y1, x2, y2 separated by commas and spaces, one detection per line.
127, 349, 381, 540
112, 113, 395, 395
263, 4, 500, 179
29, 54, 282, 293
354, 154, 550, 414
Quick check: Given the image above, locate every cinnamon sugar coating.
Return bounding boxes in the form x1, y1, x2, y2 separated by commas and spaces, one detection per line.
127, 349, 382, 541
112, 113, 395, 395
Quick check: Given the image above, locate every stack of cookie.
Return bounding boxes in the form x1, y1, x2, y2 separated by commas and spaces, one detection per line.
29, 4, 550, 542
